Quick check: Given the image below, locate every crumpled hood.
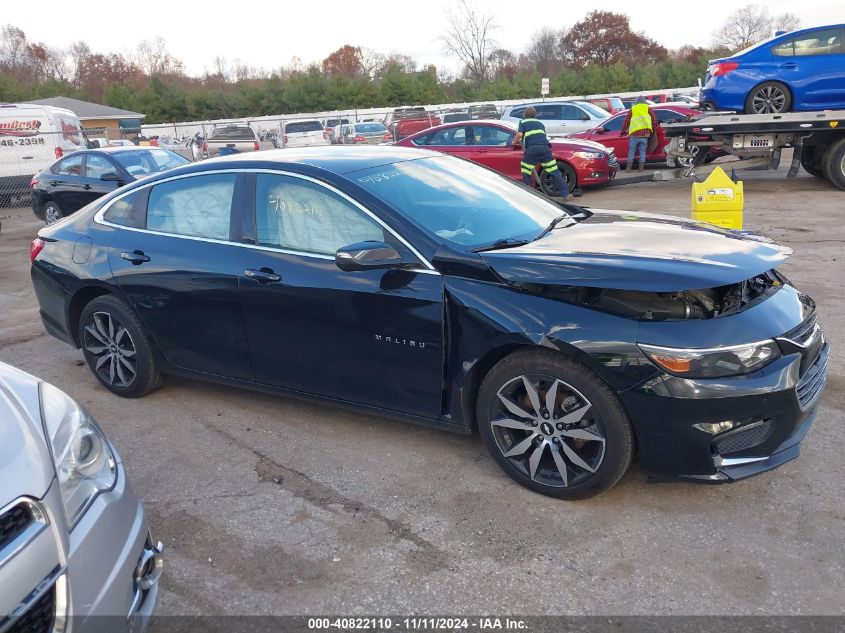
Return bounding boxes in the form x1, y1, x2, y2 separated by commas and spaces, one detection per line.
480, 209, 791, 291
0, 363, 55, 504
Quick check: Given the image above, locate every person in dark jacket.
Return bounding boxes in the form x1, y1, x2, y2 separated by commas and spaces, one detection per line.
513, 107, 569, 200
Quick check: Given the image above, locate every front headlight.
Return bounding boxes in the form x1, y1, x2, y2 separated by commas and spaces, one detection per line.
39, 382, 117, 530
638, 340, 781, 378
573, 151, 605, 159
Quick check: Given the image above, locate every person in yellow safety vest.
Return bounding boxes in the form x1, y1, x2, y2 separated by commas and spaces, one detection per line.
620, 96, 658, 171
513, 106, 569, 200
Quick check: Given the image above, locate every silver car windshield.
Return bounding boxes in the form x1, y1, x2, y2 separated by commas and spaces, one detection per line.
351, 155, 567, 248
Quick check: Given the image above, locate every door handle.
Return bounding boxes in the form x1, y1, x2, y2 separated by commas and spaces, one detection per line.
121, 250, 150, 264
779, 63, 797, 69
244, 268, 281, 283
82, 184, 92, 190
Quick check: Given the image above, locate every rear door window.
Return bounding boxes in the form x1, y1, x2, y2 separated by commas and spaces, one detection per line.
146, 174, 236, 240
425, 127, 467, 145
773, 29, 842, 56
255, 174, 384, 255
470, 126, 513, 146
55, 154, 83, 176
535, 105, 562, 120
85, 154, 115, 178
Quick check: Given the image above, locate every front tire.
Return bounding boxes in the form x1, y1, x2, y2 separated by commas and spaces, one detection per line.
79, 295, 162, 398
43, 200, 63, 224
744, 81, 792, 114
539, 161, 577, 196
476, 349, 634, 500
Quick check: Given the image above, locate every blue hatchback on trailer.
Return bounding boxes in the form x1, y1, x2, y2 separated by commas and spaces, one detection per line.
701, 24, 845, 113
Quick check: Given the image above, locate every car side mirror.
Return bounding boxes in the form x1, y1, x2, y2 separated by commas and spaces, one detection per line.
100, 172, 124, 185
335, 241, 407, 272
595, 127, 606, 134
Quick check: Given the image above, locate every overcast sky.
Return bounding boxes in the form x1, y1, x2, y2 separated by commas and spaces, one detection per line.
7, 0, 841, 76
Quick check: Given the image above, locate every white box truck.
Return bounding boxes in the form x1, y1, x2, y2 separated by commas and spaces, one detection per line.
0, 103, 87, 205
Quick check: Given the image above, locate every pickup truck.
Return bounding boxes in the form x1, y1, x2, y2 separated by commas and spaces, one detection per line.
202, 124, 269, 158
384, 107, 440, 140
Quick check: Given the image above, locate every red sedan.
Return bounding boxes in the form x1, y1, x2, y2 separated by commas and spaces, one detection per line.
393, 120, 618, 192
569, 105, 721, 168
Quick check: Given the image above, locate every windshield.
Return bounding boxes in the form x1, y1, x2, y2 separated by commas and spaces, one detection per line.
351, 156, 566, 248
112, 149, 188, 176
578, 102, 611, 118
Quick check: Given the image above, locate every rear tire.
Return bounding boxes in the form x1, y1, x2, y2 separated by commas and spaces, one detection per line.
79, 295, 162, 398
476, 348, 634, 500
43, 200, 63, 224
744, 81, 792, 114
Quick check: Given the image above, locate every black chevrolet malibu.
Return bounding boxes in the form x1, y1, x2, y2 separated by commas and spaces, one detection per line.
29, 147, 828, 499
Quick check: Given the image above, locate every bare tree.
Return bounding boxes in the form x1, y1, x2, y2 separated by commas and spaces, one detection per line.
358, 47, 386, 79
525, 27, 564, 75
773, 13, 801, 34
440, 0, 498, 84
488, 48, 517, 80
133, 37, 184, 76
714, 5, 800, 52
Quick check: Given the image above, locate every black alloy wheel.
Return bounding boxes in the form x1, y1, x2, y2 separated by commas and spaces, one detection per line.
477, 349, 633, 500
538, 161, 577, 196
79, 295, 162, 397
745, 82, 792, 114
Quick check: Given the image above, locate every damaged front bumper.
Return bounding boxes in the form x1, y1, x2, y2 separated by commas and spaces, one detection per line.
620, 333, 828, 482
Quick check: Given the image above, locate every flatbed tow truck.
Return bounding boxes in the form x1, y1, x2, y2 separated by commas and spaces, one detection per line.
658, 109, 845, 190
605, 109, 845, 189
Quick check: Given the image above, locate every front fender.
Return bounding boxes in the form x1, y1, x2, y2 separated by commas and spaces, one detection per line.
443, 277, 658, 428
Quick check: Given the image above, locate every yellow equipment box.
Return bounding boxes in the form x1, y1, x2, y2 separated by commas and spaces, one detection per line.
691, 166, 743, 229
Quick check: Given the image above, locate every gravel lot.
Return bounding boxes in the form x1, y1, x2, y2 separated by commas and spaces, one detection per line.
1, 157, 843, 617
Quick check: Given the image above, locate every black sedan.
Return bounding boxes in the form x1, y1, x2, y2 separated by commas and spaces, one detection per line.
31, 146, 189, 224
29, 147, 828, 499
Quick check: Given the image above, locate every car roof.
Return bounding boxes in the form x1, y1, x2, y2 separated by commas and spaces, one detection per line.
406, 119, 516, 135
64, 146, 170, 155
173, 146, 437, 175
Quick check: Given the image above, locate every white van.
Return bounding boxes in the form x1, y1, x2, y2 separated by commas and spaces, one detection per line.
0, 103, 87, 204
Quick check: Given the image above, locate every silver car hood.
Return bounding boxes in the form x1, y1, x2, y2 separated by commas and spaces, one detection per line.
0, 363, 55, 504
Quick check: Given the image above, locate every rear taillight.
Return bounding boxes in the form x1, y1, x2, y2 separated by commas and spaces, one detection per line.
30, 238, 45, 262
54, 147, 63, 159
354, 135, 366, 143
201, 142, 207, 153
323, 130, 329, 140
712, 61, 739, 77
283, 135, 288, 144
29, 177, 39, 188
383, 133, 392, 140
254, 141, 260, 151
